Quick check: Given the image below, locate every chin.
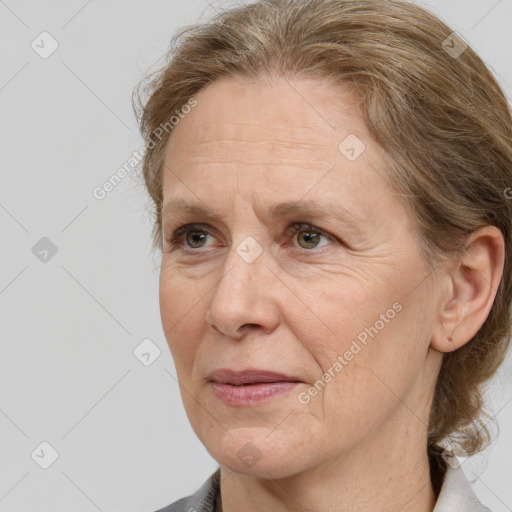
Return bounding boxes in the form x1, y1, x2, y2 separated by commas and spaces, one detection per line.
202, 427, 316, 479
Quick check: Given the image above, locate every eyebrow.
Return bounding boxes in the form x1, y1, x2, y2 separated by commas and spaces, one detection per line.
162, 196, 366, 228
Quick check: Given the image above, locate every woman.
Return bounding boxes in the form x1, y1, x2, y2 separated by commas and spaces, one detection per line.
133, 0, 512, 510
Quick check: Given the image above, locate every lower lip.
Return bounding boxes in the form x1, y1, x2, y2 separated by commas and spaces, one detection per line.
209, 381, 300, 406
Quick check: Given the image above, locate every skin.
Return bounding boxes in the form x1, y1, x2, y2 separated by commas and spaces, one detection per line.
158, 74, 505, 512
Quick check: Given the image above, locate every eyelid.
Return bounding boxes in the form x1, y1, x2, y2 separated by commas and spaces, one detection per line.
288, 221, 333, 238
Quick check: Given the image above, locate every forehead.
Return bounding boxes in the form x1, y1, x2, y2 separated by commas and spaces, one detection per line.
161, 75, 393, 227
163, 75, 386, 181
167, 75, 368, 153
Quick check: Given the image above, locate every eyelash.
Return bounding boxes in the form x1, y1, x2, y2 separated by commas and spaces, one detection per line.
165, 222, 336, 253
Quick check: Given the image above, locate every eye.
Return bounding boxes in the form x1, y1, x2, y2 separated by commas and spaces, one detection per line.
164, 222, 336, 252
287, 222, 333, 250
166, 224, 219, 250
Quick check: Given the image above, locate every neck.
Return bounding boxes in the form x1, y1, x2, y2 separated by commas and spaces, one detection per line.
217, 412, 437, 512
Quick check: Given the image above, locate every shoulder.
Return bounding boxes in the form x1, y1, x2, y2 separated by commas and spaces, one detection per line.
152, 468, 221, 512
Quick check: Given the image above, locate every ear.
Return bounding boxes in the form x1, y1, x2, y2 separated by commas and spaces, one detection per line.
430, 226, 505, 353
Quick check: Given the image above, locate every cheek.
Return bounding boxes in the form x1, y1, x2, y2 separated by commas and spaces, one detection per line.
159, 268, 207, 371
287, 276, 393, 362
295, 265, 430, 402
159, 258, 211, 325
317, 291, 433, 420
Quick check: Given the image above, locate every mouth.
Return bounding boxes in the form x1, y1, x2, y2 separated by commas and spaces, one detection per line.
206, 368, 303, 406
207, 368, 303, 385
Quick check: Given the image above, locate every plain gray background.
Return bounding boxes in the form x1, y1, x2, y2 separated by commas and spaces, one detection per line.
1, 0, 511, 511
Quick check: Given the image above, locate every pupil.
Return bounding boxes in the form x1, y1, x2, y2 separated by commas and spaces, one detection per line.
187, 232, 206, 248
300, 231, 319, 248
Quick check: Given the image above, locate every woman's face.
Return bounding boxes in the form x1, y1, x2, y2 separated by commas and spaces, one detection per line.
159, 75, 444, 478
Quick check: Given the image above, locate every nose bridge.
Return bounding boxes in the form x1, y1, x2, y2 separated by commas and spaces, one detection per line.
215, 233, 266, 301
205, 232, 278, 337
217, 191, 267, 291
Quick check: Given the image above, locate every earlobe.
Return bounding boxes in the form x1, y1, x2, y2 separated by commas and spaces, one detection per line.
430, 302, 470, 353
430, 226, 505, 354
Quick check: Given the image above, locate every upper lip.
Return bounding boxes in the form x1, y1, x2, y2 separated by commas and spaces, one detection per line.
207, 368, 302, 385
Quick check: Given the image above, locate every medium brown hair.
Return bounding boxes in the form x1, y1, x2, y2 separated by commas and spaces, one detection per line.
133, 0, 512, 466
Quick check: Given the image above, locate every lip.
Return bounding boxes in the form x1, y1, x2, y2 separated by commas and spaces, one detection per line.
207, 368, 303, 407
207, 368, 302, 385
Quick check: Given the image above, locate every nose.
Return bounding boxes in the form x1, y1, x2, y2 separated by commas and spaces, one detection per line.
204, 241, 280, 340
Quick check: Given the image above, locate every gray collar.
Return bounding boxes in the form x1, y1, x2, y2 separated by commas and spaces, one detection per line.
155, 465, 492, 511
154, 468, 220, 512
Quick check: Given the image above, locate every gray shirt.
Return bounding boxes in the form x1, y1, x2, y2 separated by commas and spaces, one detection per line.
154, 464, 492, 512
